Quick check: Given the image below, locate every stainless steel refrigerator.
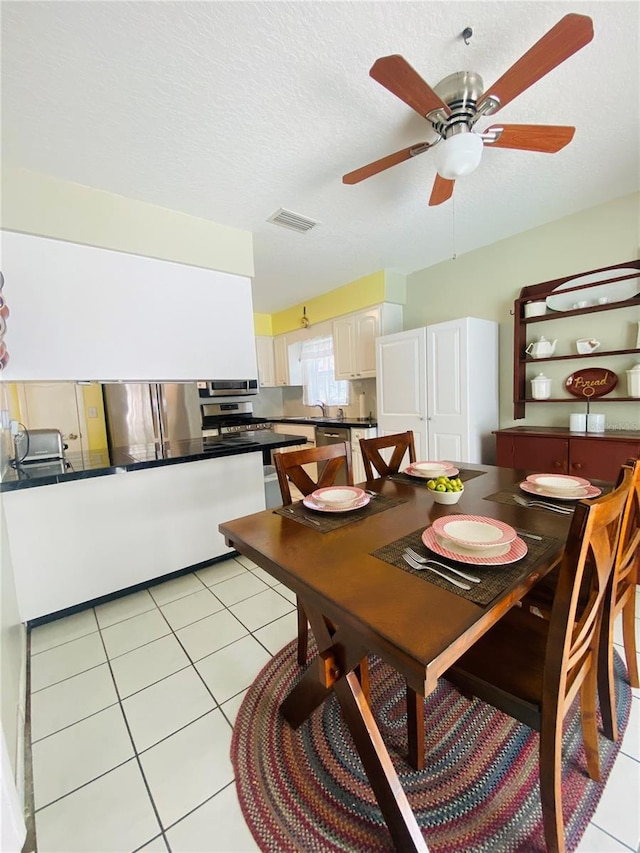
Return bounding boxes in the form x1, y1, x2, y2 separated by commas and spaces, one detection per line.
103, 383, 202, 447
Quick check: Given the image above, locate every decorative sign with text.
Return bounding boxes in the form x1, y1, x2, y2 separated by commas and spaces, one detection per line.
565, 367, 618, 398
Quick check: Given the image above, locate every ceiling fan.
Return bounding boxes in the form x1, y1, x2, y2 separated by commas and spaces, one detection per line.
343, 14, 593, 206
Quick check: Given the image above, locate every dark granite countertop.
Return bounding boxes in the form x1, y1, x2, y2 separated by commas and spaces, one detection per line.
1, 430, 306, 492
266, 416, 377, 429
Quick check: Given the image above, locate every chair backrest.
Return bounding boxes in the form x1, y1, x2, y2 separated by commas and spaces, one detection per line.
545, 466, 633, 709
612, 457, 640, 606
359, 431, 416, 480
274, 441, 353, 505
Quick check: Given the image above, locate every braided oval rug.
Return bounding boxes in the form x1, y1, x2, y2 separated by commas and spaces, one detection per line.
231, 641, 631, 853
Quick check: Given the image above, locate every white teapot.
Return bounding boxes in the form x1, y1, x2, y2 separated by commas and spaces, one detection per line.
525, 336, 557, 359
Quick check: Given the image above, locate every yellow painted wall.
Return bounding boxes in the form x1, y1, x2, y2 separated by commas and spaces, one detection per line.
81, 384, 108, 450
266, 270, 405, 336
253, 314, 273, 336
1, 166, 254, 277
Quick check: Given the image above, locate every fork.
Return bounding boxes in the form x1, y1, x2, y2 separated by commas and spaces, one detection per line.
512, 494, 572, 514
404, 548, 481, 583
402, 552, 471, 590
283, 507, 321, 526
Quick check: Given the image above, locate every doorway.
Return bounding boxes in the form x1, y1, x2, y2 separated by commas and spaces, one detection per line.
15, 383, 89, 456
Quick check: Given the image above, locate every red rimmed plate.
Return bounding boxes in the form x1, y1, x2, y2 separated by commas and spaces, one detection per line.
422, 527, 527, 566
303, 493, 370, 513
526, 473, 591, 494
404, 461, 459, 479
310, 485, 365, 508
520, 480, 602, 501
432, 515, 516, 551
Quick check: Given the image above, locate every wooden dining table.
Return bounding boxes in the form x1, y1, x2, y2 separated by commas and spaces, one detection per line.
219, 462, 574, 853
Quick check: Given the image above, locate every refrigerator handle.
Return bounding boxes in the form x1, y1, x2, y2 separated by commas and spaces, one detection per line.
149, 384, 165, 445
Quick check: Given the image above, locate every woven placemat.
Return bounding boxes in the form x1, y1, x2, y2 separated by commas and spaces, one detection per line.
387, 467, 488, 487
371, 527, 563, 606
273, 493, 408, 532
484, 480, 612, 512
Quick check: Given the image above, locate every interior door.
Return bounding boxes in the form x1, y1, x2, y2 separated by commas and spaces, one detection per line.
376, 328, 427, 458
16, 382, 88, 455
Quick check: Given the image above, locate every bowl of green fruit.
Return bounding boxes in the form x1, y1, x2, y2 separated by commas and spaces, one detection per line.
427, 475, 465, 504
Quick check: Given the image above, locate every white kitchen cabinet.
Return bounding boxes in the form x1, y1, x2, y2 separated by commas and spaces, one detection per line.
255, 336, 276, 387
333, 304, 403, 380
376, 317, 498, 464
350, 426, 377, 484
273, 334, 303, 386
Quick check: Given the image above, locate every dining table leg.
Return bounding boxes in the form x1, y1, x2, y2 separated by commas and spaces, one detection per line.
406, 684, 425, 771
280, 603, 429, 853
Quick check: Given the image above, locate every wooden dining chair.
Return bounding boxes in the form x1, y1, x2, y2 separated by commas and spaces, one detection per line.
274, 441, 354, 665
523, 458, 640, 742
359, 431, 416, 480
598, 457, 640, 741
441, 467, 632, 853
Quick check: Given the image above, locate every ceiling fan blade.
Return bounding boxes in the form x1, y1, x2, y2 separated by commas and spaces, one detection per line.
484, 124, 575, 152
429, 175, 454, 206
370, 55, 450, 118
343, 143, 431, 184
477, 14, 593, 114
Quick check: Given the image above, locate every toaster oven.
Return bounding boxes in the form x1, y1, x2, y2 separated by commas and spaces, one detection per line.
14, 428, 65, 463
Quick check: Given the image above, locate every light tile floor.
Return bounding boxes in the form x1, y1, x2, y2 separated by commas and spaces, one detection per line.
28, 556, 640, 852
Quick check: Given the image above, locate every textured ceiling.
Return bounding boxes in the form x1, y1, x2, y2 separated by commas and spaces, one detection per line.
2, 1, 639, 313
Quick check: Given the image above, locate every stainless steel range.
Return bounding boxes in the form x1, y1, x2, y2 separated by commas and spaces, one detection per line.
201, 402, 271, 436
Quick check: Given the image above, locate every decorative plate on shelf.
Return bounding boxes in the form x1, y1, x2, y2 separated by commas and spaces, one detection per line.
565, 367, 618, 398
545, 267, 640, 312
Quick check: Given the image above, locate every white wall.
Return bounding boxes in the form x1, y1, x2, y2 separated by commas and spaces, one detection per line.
1, 166, 253, 278
1, 231, 257, 381
404, 193, 640, 430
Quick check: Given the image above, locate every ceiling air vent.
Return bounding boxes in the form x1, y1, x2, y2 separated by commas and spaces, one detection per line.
267, 208, 320, 234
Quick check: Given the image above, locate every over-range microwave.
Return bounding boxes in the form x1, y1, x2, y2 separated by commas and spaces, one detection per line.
197, 379, 258, 398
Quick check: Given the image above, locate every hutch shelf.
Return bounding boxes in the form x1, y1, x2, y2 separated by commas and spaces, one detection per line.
513, 260, 640, 419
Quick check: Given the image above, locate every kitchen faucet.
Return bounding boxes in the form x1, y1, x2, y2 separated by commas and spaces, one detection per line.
314, 402, 327, 417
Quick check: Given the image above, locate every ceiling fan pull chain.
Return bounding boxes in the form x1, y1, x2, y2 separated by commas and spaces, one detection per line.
451, 196, 457, 261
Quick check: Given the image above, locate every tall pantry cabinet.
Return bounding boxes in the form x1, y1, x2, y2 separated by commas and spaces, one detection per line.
376, 318, 499, 463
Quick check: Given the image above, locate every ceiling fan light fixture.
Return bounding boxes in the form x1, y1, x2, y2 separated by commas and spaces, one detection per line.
434, 132, 483, 180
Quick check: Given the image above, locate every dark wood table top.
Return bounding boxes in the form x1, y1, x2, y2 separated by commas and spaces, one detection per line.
220, 463, 571, 695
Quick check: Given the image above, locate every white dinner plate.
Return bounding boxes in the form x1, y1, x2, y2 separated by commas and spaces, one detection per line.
431, 515, 516, 550
525, 473, 591, 494
519, 481, 602, 501
310, 485, 365, 508
422, 527, 527, 566
435, 533, 511, 559
404, 462, 459, 479
302, 493, 371, 513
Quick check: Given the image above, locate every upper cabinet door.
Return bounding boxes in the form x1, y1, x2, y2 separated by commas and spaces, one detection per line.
255, 336, 275, 387
334, 305, 402, 381
333, 315, 357, 380
1, 231, 258, 381
273, 335, 289, 386
353, 309, 380, 377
